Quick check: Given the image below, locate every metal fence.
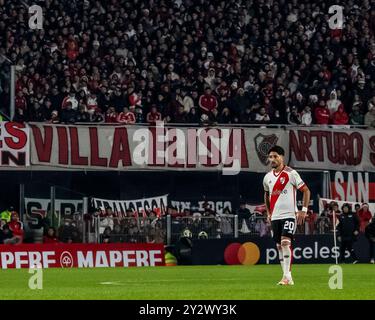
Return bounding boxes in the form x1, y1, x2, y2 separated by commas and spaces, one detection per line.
97, 216, 167, 244
90, 213, 335, 245
19, 181, 336, 243
21, 184, 87, 243
170, 215, 236, 242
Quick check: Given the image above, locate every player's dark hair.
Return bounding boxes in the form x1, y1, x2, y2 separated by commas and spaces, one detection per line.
268, 145, 285, 156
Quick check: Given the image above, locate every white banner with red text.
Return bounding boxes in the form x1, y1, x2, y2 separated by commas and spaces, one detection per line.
289, 127, 375, 172
0, 243, 165, 269
3, 123, 374, 172
28, 123, 289, 173
92, 194, 168, 217
0, 122, 29, 166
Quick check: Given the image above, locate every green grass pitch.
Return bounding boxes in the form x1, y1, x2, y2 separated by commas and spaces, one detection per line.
1, 264, 374, 300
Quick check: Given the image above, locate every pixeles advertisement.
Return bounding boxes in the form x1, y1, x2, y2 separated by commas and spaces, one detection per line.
191, 235, 370, 265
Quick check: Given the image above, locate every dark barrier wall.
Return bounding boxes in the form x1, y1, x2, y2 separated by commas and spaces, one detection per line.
0, 170, 323, 213
192, 235, 371, 265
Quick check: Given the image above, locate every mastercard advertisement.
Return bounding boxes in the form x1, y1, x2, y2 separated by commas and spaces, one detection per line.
224, 242, 261, 265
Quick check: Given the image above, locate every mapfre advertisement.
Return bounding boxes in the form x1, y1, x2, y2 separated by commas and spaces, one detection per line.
0, 243, 164, 269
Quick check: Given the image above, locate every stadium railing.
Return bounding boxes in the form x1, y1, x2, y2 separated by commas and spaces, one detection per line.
31, 122, 370, 129
94, 216, 167, 244
91, 214, 334, 245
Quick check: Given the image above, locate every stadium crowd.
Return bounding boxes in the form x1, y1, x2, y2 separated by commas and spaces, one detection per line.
0, 0, 375, 127
0, 200, 373, 246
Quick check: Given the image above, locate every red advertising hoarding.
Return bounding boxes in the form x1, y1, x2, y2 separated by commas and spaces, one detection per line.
0, 243, 165, 269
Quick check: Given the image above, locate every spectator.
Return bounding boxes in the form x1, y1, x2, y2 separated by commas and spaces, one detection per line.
254, 107, 271, 124
146, 219, 165, 244
337, 203, 359, 264
177, 88, 194, 113
332, 105, 349, 125
86, 93, 98, 113
354, 203, 361, 215
60, 102, 77, 124
0, 225, 15, 244
237, 202, 251, 232
29, 102, 48, 122
314, 101, 330, 125
43, 227, 59, 244
49, 110, 60, 124
0, 206, 12, 223
102, 235, 111, 243
110, 224, 124, 243
287, 106, 302, 125
254, 215, 268, 237
13, 108, 27, 122
6, 212, 24, 244
219, 107, 232, 124
174, 105, 189, 123
357, 204, 373, 233
146, 105, 162, 124
126, 218, 140, 243
365, 105, 375, 128
61, 92, 78, 110
199, 87, 218, 115
101, 226, 112, 243
232, 88, 250, 119
305, 209, 318, 235
105, 107, 118, 123
301, 106, 312, 125
349, 103, 364, 125
316, 211, 330, 234
58, 219, 80, 243
91, 109, 105, 123
188, 107, 200, 123
117, 106, 136, 124
326, 90, 343, 116
75, 105, 90, 123
328, 201, 341, 230
15, 91, 27, 112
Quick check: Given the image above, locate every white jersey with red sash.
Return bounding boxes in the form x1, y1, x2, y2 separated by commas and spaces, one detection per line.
263, 166, 305, 221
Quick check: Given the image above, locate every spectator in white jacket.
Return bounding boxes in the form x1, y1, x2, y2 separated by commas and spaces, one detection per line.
301, 106, 312, 125
177, 88, 194, 113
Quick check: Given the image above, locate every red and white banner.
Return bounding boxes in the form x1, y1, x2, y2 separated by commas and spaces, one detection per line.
289, 128, 375, 172
0, 243, 164, 269
330, 171, 375, 203
3, 123, 373, 172
29, 123, 289, 173
0, 122, 29, 166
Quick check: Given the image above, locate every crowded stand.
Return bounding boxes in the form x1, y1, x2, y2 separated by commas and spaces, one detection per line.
0, 0, 374, 127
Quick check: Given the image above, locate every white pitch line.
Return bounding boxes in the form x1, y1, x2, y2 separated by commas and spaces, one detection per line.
99, 279, 243, 285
